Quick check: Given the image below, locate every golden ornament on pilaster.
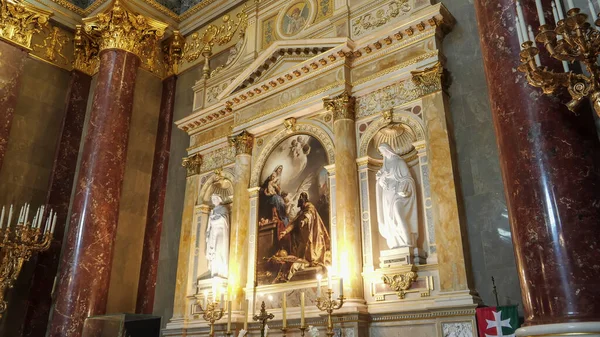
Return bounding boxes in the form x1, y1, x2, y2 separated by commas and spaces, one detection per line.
0, 0, 51, 50
82, 0, 167, 60
73, 25, 99, 75
182, 153, 203, 177
163, 30, 185, 77
323, 91, 356, 121
283, 117, 297, 133
183, 4, 248, 78
382, 265, 418, 299
410, 61, 444, 91
228, 130, 254, 156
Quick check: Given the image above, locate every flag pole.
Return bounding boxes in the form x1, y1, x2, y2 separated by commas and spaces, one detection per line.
492, 276, 499, 307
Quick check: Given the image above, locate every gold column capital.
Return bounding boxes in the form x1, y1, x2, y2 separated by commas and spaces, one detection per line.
323, 91, 356, 122
0, 0, 51, 50
228, 130, 254, 156
163, 30, 185, 77
411, 61, 444, 91
82, 0, 168, 59
182, 153, 203, 177
73, 25, 99, 76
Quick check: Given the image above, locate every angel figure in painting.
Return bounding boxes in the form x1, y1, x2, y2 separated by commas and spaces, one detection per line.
206, 194, 230, 277
375, 143, 418, 249
278, 192, 331, 280
261, 165, 289, 226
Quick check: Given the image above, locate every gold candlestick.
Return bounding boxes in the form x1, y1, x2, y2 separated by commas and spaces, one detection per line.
195, 301, 224, 337
281, 327, 287, 337
0, 204, 56, 318
252, 301, 274, 337
316, 289, 345, 337
299, 326, 307, 337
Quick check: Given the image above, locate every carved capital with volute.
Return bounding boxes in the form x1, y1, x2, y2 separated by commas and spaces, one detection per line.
0, 0, 51, 50
182, 153, 203, 177
73, 25, 99, 76
228, 130, 254, 156
323, 91, 356, 122
82, 0, 167, 59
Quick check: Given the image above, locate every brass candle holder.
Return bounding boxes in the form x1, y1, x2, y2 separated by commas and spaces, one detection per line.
299, 326, 307, 337
316, 289, 345, 337
281, 327, 288, 337
0, 204, 56, 318
253, 301, 274, 337
196, 301, 224, 337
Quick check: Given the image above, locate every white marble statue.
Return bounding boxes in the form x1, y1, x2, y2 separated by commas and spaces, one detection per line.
375, 143, 419, 249
206, 194, 230, 277
308, 325, 319, 337
265, 324, 270, 337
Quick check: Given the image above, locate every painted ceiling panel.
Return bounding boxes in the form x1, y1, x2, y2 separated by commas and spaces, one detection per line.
65, 0, 205, 14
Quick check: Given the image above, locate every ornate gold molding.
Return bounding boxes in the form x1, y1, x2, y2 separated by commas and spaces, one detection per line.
0, 0, 51, 50
228, 130, 254, 156
382, 265, 418, 299
82, 0, 168, 59
182, 153, 203, 176
163, 30, 185, 77
324, 91, 356, 122
73, 25, 99, 75
32, 26, 70, 67
283, 117, 297, 133
411, 61, 444, 91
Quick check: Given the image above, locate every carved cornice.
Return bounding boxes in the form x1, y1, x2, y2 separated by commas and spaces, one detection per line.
324, 91, 356, 122
82, 0, 168, 59
228, 130, 254, 156
0, 0, 51, 50
73, 24, 99, 75
163, 30, 185, 77
182, 153, 203, 176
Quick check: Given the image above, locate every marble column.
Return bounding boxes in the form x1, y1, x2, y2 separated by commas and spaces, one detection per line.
0, 41, 27, 172
324, 92, 364, 300
475, 0, 600, 335
228, 131, 254, 308
22, 70, 92, 337
136, 73, 177, 314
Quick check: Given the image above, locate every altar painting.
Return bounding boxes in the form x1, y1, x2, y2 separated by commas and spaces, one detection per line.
256, 134, 331, 285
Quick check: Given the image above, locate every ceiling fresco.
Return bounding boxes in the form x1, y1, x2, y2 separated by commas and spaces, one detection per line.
67, 0, 205, 14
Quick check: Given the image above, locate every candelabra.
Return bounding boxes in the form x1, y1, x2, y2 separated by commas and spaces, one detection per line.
252, 301, 274, 337
196, 300, 224, 337
516, 1, 600, 117
0, 204, 56, 317
316, 289, 345, 337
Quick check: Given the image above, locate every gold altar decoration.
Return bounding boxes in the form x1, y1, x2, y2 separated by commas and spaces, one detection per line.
323, 91, 356, 121
82, 0, 168, 60
73, 24, 99, 75
195, 300, 224, 337
164, 30, 185, 77
228, 130, 254, 156
183, 4, 248, 78
0, 204, 56, 317
518, 6, 600, 116
182, 153, 203, 176
316, 289, 345, 337
33, 26, 69, 66
252, 301, 274, 337
382, 265, 418, 299
0, 0, 51, 50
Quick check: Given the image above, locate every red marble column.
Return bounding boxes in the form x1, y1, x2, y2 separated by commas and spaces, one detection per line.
47, 49, 140, 337
135, 74, 177, 314
474, 0, 600, 331
0, 41, 27, 171
20, 70, 92, 337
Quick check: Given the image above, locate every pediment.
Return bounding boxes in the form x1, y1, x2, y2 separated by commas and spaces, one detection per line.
217, 38, 350, 101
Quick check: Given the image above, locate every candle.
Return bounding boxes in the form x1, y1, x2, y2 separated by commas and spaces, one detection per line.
18, 205, 24, 224
0, 206, 5, 229
535, 0, 547, 25
50, 213, 57, 234
203, 290, 209, 308
300, 292, 305, 327
37, 206, 44, 228
527, 25, 542, 66
516, 1, 529, 41
516, 17, 525, 49
339, 278, 344, 298
567, 0, 575, 10
24, 203, 29, 225
244, 300, 249, 330
556, 0, 566, 19
282, 293, 287, 328
227, 300, 232, 331
32, 211, 38, 229
327, 269, 332, 289
7, 205, 13, 228
589, 0, 598, 19
316, 274, 322, 297
212, 280, 217, 302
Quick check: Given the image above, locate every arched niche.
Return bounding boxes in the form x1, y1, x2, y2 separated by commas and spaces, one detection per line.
197, 168, 235, 206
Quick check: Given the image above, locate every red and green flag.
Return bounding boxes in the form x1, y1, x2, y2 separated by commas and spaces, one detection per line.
476, 305, 520, 337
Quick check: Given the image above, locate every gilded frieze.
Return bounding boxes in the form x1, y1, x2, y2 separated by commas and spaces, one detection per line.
351, 0, 416, 38
200, 146, 236, 174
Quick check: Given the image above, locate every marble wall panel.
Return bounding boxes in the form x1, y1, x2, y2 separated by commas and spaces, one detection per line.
154, 67, 202, 327
106, 69, 163, 313
439, 0, 523, 309
0, 57, 70, 336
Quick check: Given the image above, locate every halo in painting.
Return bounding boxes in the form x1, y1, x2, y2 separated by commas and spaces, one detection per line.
281, 1, 310, 36
256, 134, 331, 285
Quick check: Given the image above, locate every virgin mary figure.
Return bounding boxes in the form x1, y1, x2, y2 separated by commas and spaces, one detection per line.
375, 143, 419, 249
206, 194, 230, 277
261, 165, 289, 225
